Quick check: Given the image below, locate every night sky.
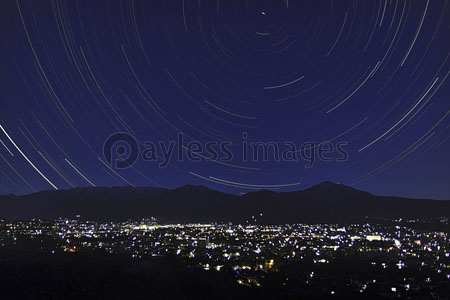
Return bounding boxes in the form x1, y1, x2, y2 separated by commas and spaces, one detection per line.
0, 0, 449, 199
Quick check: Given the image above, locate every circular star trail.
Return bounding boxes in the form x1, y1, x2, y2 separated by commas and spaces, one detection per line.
0, 0, 449, 199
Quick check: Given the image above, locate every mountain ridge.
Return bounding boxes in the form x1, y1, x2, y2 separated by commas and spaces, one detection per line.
1, 182, 449, 222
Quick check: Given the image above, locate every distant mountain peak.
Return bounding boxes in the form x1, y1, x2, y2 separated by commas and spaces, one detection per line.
309, 181, 341, 189
317, 180, 337, 186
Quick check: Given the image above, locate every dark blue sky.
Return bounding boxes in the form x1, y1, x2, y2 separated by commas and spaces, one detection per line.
0, 0, 449, 199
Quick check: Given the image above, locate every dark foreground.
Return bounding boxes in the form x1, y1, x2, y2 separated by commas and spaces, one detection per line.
1, 249, 243, 300
1, 249, 441, 300
1, 248, 449, 300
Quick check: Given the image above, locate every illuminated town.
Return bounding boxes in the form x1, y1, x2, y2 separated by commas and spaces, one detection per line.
1, 217, 450, 298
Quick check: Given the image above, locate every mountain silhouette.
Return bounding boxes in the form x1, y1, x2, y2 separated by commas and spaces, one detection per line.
1, 182, 449, 223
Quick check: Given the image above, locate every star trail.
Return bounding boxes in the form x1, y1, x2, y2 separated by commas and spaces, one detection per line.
0, 0, 449, 199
